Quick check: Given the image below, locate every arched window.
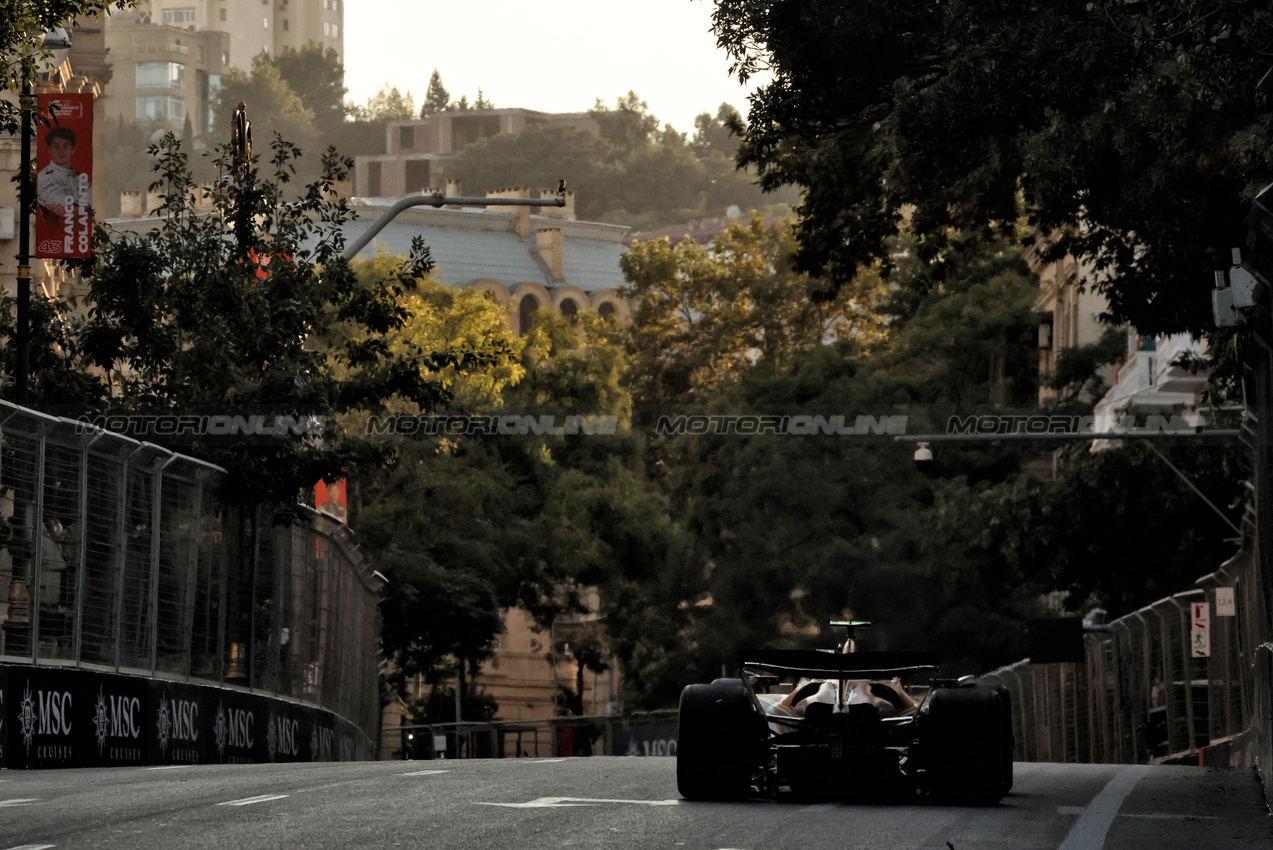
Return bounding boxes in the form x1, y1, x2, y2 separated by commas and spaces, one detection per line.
559, 298, 578, 324
597, 301, 617, 321
519, 294, 540, 336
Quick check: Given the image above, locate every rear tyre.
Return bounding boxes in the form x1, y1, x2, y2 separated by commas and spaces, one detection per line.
676, 679, 766, 801
925, 684, 1013, 805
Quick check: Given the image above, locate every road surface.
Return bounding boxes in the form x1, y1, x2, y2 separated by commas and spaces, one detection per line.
0, 758, 1268, 849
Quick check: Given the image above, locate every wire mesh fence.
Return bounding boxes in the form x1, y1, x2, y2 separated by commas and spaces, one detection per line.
980, 548, 1269, 764
0, 403, 384, 742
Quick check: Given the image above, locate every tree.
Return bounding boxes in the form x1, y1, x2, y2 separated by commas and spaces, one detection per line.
711, 0, 1273, 335
620, 213, 886, 403
55, 133, 479, 509
691, 103, 742, 158
211, 55, 318, 177
444, 96, 796, 231
376, 545, 504, 696
0, 1, 132, 133
356, 83, 416, 122
421, 69, 450, 118
272, 41, 348, 135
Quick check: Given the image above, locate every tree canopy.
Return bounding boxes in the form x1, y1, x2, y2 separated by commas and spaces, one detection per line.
444, 93, 796, 231
711, 0, 1273, 335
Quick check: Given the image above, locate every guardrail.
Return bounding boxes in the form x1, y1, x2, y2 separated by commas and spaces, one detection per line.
383, 711, 680, 761
0, 402, 383, 765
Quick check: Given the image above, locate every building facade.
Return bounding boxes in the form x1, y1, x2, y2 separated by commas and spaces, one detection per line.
355, 109, 598, 199
99, 0, 343, 135
101, 11, 228, 135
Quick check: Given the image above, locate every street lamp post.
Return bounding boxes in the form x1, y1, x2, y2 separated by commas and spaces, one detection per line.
15, 80, 33, 405
14, 27, 73, 406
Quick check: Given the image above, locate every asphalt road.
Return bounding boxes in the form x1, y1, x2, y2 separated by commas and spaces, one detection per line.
0, 758, 1268, 850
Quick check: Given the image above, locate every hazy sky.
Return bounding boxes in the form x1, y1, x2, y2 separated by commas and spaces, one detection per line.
342, 0, 765, 134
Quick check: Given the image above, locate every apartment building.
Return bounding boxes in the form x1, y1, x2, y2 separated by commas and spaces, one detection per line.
356, 109, 598, 198
135, 0, 342, 66
100, 0, 343, 134
102, 11, 228, 135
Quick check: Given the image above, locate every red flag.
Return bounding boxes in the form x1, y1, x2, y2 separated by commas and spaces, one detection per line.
35, 92, 93, 259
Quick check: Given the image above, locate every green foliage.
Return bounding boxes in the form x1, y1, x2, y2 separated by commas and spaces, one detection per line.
1045, 327, 1127, 406
421, 69, 450, 117
620, 213, 886, 403
212, 54, 317, 150
272, 42, 348, 135
0, 1, 132, 133
354, 83, 416, 121
711, 0, 1273, 335
933, 441, 1246, 618
443, 94, 796, 231
54, 134, 467, 509
376, 545, 504, 693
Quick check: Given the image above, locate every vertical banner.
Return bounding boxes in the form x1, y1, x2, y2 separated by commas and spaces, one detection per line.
35, 91, 93, 259
1191, 601, 1211, 658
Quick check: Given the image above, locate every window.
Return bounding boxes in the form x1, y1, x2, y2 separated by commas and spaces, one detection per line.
323, 0, 340, 10
366, 161, 382, 197
597, 302, 617, 321
282, 19, 289, 31
161, 7, 196, 25
219, 8, 226, 22
404, 159, 430, 193
222, 51, 230, 65
136, 61, 185, 90
519, 295, 540, 336
198, 45, 205, 62
263, 17, 269, 28
136, 95, 185, 122
559, 299, 579, 324
322, 21, 339, 38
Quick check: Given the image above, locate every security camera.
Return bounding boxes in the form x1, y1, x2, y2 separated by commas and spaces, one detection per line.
914, 442, 933, 473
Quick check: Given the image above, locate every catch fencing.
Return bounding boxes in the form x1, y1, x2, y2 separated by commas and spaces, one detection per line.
0, 402, 383, 751
980, 546, 1268, 765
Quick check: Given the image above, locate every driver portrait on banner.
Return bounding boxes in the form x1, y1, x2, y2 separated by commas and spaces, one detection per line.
34, 91, 94, 260
36, 125, 91, 226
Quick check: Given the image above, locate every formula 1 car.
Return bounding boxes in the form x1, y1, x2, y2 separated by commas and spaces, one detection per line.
676, 623, 1014, 804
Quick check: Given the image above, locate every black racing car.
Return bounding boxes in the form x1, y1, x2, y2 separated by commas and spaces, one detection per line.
676, 624, 1014, 804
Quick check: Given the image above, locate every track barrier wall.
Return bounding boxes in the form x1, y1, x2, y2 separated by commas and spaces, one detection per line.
0, 403, 383, 767
980, 547, 1270, 772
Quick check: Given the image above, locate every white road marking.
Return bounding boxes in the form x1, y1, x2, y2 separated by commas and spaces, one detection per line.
217, 794, 290, 807
1121, 813, 1223, 820
0, 799, 39, 808
141, 765, 189, 771
479, 797, 680, 809
1057, 766, 1149, 850
398, 770, 448, 777
4, 844, 57, 850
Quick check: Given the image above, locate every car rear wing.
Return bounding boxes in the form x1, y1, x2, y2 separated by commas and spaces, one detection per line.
740, 649, 939, 680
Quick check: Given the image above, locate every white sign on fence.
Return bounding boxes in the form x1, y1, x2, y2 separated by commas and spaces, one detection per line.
1191, 601, 1211, 658
1216, 587, 1236, 617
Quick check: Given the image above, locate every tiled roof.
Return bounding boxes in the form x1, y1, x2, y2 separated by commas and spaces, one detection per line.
342, 202, 631, 293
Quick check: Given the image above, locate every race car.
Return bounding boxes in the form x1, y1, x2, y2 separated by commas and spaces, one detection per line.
676, 623, 1014, 804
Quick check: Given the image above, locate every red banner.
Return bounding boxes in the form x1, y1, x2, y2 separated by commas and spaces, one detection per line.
35, 92, 93, 259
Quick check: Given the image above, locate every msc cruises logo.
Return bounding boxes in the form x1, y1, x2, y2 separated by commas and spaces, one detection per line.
18, 684, 37, 753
